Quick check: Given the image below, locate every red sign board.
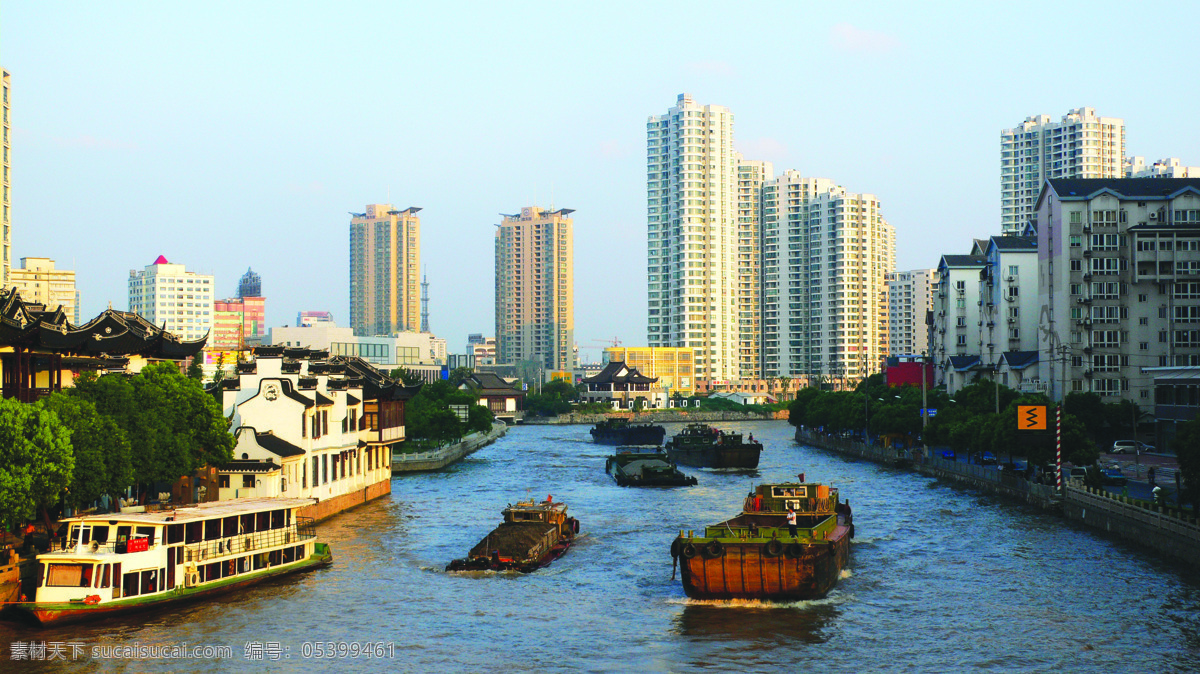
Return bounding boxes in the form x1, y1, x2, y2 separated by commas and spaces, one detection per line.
127, 537, 149, 553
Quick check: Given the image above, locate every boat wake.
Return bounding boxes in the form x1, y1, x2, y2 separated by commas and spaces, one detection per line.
839, 568, 853, 579
850, 534, 895, 545
667, 594, 849, 610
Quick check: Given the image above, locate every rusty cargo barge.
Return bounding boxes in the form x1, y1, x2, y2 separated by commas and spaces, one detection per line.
671, 480, 852, 601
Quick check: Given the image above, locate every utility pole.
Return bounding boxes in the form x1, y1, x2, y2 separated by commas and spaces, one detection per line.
921, 353, 929, 459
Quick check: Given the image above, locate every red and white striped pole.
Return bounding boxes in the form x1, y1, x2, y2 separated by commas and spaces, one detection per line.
1055, 404, 1062, 492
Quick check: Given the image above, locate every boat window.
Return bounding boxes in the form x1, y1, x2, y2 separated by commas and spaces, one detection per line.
240, 514, 255, 534
271, 510, 285, 529
115, 526, 131, 553
36, 562, 44, 587
166, 524, 184, 545
223, 517, 239, 538
185, 521, 203, 544
93, 526, 110, 544
771, 486, 807, 498
256, 511, 270, 531
123, 572, 140, 597
46, 563, 92, 587
98, 564, 110, 589
204, 519, 222, 541
140, 569, 158, 594
135, 526, 156, 546
67, 525, 91, 545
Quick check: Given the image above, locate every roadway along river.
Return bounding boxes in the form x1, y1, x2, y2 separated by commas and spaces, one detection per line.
8, 420, 1200, 672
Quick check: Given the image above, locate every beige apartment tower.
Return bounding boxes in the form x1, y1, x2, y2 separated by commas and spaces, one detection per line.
495, 206, 574, 372
349, 204, 421, 337
10, 257, 79, 324
2, 69, 11, 284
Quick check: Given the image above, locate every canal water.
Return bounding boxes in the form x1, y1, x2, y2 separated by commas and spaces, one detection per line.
7, 420, 1200, 673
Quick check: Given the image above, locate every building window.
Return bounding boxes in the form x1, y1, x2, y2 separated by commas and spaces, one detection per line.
242, 475, 255, 489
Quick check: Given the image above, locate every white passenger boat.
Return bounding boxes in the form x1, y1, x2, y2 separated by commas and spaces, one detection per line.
7, 497, 332, 626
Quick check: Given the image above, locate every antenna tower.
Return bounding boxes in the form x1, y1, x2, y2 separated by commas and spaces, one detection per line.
420, 272, 430, 333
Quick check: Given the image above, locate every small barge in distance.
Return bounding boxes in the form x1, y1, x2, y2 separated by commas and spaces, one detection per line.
606, 449, 697, 487
665, 423, 762, 469
590, 418, 666, 446
446, 496, 579, 573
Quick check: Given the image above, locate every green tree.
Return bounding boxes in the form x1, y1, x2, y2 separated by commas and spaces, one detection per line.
388, 367, 424, 386
447, 367, 474, 387
41, 393, 132, 509
70, 363, 234, 486
186, 355, 204, 381
466, 404, 494, 434
1175, 416, 1200, 512
0, 397, 74, 526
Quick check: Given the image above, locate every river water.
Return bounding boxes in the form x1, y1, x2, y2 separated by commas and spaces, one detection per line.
6, 420, 1200, 673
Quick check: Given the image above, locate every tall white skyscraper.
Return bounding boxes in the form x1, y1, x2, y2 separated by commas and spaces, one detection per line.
128, 256, 215, 342
801, 189, 895, 381
647, 94, 741, 382
759, 171, 839, 377
2, 69, 11, 285
737, 159, 771, 380
1000, 107, 1125, 234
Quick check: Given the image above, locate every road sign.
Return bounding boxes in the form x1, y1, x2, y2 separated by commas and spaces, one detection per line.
1017, 405, 1047, 430
921, 408, 937, 417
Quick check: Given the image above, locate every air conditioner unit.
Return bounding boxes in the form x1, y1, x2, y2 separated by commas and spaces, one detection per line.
1150, 212, 1157, 220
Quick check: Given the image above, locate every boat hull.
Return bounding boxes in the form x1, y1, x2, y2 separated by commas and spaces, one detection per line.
667, 444, 762, 469
591, 426, 666, 446
677, 524, 849, 601
5, 546, 333, 627
445, 536, 574, 573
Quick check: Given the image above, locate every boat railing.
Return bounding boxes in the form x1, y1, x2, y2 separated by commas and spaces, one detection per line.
181, 523, 317, 563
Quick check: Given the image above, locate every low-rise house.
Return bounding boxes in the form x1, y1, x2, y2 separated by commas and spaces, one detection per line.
580, 360, 662, 409
212, 346, 420, 521
459, 371, 524, 424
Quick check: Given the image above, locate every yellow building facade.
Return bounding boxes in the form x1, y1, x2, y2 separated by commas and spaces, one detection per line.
603, 346, 694, 396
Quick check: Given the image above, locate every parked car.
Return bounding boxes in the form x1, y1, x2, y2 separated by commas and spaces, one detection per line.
1068, 467, 1088, 482
1101, 467, 1128, 486
1111, 440, 1154, 454
980, 451, 998, 466
941, 450, 956, 460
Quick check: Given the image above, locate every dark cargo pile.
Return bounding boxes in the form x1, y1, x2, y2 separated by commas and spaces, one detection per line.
467, 522, 557, 560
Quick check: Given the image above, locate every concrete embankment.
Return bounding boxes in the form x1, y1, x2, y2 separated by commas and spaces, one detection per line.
391, 422, 508, 473
795, 428, 1200, 564
525, 410, 787, 425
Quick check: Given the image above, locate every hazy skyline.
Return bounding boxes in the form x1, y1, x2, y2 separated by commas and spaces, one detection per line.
4, 1, 1198, 362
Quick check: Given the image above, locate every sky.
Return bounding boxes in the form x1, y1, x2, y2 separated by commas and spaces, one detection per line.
3, 1, 1198, 363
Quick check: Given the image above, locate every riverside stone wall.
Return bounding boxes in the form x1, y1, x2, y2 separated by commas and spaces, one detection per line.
796, 428, 1200, 563
525, 410, 787, 425
391, 422, 508, 473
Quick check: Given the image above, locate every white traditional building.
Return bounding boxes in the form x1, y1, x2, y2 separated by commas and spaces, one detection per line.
212, 346, 419, 520
271, 323, 446, 368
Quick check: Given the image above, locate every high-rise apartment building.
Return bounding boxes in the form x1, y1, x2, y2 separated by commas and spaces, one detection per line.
495, 206, 574, 371
802, 190, 895, 382
759, 171, 840, 378
10, 257, 78, 324
1001, 108, 1125, 234
2, 69, 11, 284
647, 94, 741, 382
1125, 157, 1200, 179
736, 159, 770, 380
212, 296, 266, 349
127, 256, 214, 342
886, 269, 936, 358
349, 204, 421, 337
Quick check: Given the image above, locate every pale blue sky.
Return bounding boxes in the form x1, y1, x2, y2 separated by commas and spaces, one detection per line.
4, 1, 1197, 362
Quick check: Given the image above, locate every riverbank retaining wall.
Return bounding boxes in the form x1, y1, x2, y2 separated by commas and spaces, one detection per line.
391, 422, 508, 473
299, 479, 391, 524
795, 428, 1200, 564
526, 410, 785, 425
